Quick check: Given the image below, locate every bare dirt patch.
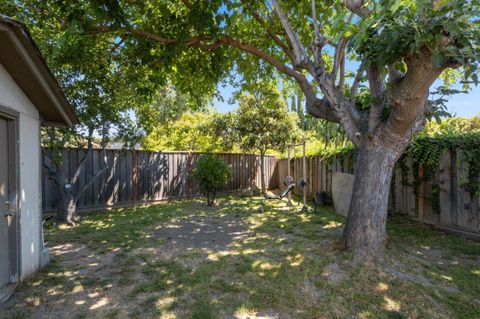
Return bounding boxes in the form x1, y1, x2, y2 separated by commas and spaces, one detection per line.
1, 243, 121, 319
154, 215, 249, 253
0, 208, 255, 319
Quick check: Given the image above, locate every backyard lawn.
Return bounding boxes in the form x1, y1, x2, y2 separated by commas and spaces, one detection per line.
1, 196, 479, 319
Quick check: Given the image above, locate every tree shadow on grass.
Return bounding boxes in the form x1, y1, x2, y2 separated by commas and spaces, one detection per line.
1, 196, 479, 318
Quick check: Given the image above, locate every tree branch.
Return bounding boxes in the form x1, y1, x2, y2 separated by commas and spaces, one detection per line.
343, 0, 371, 17
181, 0, 193, 10
385, 49, 445, 135
311, 0, 320, 38
295, 76, 341, 123
332, 37, 349, 84
388, 64, 404, 84
350, 63, 365, 100
338, 54, 346, 90
111, 36, 125, 52
89, 27, 178, 44
42, 160, 58, 184
243, 2, 296, 63
89, 26, 307, 87
271, 0, 309, 66
71, 129, 94, 186
88, 20, 354, 131
310, 0, 328, 75
367, 64, 385, 134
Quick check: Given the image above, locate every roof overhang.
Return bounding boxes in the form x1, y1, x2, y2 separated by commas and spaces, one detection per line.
0, 15, 78, 127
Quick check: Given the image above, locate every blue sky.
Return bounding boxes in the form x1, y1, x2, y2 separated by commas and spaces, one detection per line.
444, 85, 480, 117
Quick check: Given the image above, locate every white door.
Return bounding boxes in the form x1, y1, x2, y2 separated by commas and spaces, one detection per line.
0, 116, 10, 287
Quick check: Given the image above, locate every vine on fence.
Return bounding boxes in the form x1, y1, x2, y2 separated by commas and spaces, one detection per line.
407, 132, 480, 196
291, 118, 480, 202
305, 130, 480, 213
315, 146, 355, 165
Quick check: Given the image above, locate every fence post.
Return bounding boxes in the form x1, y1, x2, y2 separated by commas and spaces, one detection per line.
418, 165, 425, 223
251, 155, 257, 189
301, 138, 308, 212
132, 150, 138, 206
287, 146, 292, 205
450, 149, 458, 226
187, 151, 193, 198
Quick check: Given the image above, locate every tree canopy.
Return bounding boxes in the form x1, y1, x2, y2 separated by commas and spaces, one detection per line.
234, 90, 302, 156
143, 110, 231, 152
5, 0, 479, 135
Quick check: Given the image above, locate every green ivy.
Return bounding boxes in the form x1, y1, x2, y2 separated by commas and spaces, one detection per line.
407, 132, 480, 196
315, 146, 355, 165
298, 118, 480, 198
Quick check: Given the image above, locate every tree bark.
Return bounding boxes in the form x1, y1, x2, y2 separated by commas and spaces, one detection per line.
65, 194, 77, 225
58, 184, 76, 225
206, 190, 216, 206
341, 144, 398, 263
54, 161, 68, 224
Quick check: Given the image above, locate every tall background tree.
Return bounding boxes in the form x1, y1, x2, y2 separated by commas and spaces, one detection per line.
232, 87, 302, 195
143, 110, 233, 152
5, 0, 479, 262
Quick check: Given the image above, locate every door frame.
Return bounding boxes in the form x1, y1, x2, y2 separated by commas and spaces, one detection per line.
0, 104, 20, 285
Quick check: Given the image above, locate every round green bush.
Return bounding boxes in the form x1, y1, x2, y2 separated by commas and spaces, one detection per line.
193, 154, 231, 206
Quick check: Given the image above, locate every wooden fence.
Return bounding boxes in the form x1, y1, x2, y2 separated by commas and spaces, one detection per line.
275, 154, 354, 197
391, 150, 479, 236
43, 147, 479, 237
42, 149, 277, 213
276, 150, 479, 236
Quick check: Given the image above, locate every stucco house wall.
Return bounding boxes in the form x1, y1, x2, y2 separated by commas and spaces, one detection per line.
0, 64, 42, 279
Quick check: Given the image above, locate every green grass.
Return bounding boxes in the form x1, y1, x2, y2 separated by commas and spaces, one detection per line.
45, 201, 188, 252
1, 196, 479, 319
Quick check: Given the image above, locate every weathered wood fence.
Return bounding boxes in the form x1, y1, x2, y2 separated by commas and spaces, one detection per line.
43, 148, 479, 236
391, 150, 479, 236
42, 149, 277, 213
276, 151, 479, 236
276, 154, 354, 197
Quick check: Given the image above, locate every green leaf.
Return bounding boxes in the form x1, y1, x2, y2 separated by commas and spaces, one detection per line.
472, 73, 478, 86
432, 53, 445, 67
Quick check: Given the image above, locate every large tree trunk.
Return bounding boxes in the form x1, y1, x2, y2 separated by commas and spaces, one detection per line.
54, 161, 68, 224
52, 156, 78, 225
341, 145, 398, 263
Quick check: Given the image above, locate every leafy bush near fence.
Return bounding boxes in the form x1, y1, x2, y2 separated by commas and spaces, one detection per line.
193, 154, 231, 206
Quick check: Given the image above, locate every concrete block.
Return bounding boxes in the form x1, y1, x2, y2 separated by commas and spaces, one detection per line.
332, 172, 355, 217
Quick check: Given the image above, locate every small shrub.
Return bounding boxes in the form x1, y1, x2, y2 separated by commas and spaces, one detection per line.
193, 154, 230, 206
